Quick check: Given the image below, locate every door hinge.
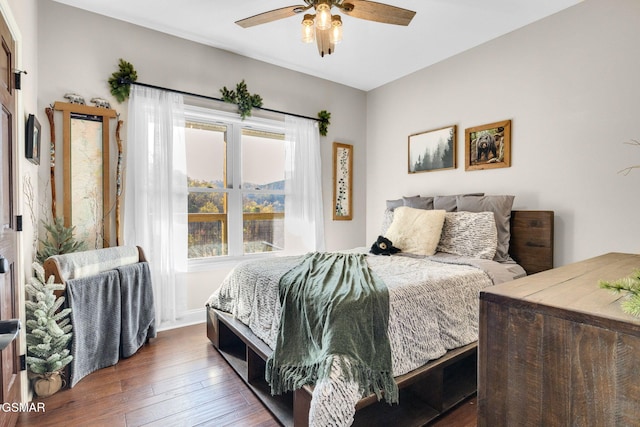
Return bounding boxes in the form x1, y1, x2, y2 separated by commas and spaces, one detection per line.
16, 215, 22, 232
19, 354, 26, 371
13, 70, 26, 91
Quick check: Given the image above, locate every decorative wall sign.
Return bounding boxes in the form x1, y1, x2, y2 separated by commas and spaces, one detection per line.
333, 142, 353, 220
26, 114, 41, 165
465, 119, 511, 171
408, 125, 456, 173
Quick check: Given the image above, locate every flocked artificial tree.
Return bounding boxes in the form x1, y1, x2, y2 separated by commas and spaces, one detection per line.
25, 262, 73, 397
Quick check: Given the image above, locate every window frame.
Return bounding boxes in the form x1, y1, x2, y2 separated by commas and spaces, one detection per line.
184, 105, 286, 268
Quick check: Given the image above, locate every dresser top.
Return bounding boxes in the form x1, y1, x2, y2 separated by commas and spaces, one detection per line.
481, 252, 640, 330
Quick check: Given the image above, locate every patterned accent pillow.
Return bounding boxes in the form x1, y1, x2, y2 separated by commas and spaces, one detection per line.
456, 195, 515, 262
380, 208, 395, 236
437, 211, 497, 259
384, 207, 446, 256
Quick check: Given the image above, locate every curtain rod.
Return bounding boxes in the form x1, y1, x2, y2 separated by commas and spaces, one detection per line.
121, 79, 321, 122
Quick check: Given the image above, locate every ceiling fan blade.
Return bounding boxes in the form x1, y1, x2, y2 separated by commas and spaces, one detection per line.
341, 0, 416, 26
235, 5, 307, 28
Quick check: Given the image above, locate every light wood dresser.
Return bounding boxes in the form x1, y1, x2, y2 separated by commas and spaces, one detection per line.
478, 252, 640, 426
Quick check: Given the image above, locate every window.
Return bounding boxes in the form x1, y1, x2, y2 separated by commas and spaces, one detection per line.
185, 107, 285, 260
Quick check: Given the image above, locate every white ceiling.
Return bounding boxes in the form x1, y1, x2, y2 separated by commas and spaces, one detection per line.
51, 0, 582, 91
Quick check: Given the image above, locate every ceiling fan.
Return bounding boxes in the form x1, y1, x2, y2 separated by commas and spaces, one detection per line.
236, 0, 416, 57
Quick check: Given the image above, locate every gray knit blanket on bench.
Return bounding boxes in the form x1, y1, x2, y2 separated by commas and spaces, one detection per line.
66, 262, 155, 387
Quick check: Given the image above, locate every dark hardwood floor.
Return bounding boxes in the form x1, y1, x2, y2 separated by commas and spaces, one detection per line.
16, 323, 477, 427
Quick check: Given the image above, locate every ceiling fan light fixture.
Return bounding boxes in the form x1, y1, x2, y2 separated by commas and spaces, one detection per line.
301, 14, 315, 43
235, 1, 416, 58
329, 15, 343, 44
315, 3, 332, 30
315, 26, 335, 57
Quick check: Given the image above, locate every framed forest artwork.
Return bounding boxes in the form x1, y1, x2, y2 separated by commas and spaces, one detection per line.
408, 125, 456, 173
333, 142, 353, 220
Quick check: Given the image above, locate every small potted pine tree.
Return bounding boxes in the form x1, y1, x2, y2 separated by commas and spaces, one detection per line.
25, 262, 73, 397
36, 217, 86, 264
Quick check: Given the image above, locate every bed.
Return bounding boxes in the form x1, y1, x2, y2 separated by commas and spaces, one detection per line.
206, 196, 554, 427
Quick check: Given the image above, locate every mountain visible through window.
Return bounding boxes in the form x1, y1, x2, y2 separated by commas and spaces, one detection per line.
186, 118, 285, 259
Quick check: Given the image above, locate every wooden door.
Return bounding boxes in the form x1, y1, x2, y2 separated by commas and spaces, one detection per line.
0, 10, 20, 427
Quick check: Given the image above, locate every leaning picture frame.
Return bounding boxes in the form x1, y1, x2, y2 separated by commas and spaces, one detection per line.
53, 101, 118, 249
408, 125, 456, 173
465, 119, 511, 171
333, 142, 353, 220
26, 114, 41, 165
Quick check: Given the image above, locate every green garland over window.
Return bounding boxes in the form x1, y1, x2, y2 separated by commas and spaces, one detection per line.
318, 110, 331, 136
220, 80, 263, 120
107, 64, 332, 136
108, 58, 138, 103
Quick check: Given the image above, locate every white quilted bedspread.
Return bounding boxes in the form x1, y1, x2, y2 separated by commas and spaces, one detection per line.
206, 251, 524, 426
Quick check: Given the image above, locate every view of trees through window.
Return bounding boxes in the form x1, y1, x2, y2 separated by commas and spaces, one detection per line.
186, 119, 285, 259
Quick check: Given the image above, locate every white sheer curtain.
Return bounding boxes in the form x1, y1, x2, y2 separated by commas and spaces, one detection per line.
284, 115, 325, 253
124, 85, 188, 327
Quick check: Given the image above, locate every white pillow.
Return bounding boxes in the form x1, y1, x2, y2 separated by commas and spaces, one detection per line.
437, 211, 497, 259
384, 207, 446, 256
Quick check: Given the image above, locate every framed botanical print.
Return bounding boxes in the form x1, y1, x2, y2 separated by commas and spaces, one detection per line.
333, 142, 353, 220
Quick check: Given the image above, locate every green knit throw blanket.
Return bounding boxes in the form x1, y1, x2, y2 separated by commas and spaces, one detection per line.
266, 252, 398, 404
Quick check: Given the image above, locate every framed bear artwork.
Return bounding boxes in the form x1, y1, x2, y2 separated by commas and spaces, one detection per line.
465, 120, 511, 171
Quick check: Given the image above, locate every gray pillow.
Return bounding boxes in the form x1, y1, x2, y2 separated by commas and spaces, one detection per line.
385, 199, 403, 211
433, 193, 484, 212
403, 196, 434, 210
456, 195, 515, 262
433, 195, 458, 212
386, 196, 417, 211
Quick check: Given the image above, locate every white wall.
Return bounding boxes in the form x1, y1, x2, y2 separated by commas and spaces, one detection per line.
37, 0, 367, 315
366, 0, 640, 267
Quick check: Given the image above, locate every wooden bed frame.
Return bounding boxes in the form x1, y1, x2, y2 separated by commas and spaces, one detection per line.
206, 210, 554, 426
